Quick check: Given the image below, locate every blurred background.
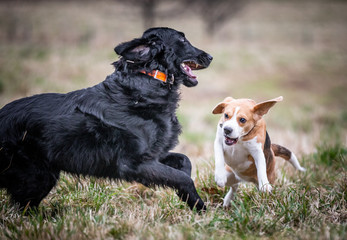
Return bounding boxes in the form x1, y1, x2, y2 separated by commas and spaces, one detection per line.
0, 0, 346, 169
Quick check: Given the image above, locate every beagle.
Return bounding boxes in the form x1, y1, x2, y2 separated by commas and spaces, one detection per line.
212, 96, 306, 207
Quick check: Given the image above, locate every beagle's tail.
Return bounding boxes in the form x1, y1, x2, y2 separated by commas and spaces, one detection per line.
271, 144, 306, 172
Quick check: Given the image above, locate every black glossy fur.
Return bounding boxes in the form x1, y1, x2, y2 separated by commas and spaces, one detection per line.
0, 27, 212, 211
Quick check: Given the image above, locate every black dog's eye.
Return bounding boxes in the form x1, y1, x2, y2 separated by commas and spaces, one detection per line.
224, 113, 229, 119
239, 118, 247, 123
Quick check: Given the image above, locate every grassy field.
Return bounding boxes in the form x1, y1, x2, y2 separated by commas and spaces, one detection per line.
0, 0, 346, 239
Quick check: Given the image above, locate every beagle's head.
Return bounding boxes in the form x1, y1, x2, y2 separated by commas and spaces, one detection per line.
212, 96, 283, 146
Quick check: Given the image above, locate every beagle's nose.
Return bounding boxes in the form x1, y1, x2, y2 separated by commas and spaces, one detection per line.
224, 127, 233, 135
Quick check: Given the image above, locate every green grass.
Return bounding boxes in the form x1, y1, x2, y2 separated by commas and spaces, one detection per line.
0, 143, 346, 240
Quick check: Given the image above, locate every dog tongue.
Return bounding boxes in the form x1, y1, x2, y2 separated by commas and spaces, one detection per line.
225, 137, 238, 146
184, 65, 197, 79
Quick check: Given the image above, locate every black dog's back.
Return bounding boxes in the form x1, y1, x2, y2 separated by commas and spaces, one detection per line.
0, 27, 212, 211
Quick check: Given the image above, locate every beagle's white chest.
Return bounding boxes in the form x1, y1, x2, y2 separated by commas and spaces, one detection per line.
223, 138, 259, 175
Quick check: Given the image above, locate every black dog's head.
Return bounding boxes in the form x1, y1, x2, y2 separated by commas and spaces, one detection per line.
114, 27, 213, 87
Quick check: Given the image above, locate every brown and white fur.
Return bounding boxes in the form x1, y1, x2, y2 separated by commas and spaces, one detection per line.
212, 96, 306, 207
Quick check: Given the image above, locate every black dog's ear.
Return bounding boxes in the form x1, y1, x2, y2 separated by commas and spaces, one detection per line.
115, 35, 165, 62
114, 38, 153, 62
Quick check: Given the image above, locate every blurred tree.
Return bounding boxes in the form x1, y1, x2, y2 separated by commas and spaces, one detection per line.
115, 0, 186, 30
184, 0, 249, 35
116, 0, 248, 35
115, 0, 157, 29
139, 0, 156, 29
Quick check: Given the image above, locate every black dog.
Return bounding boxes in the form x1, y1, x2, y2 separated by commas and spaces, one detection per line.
0, 27, 212, 211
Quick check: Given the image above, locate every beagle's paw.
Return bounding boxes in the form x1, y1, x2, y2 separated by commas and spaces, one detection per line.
215, 170, 227, 188
259, 183, 272, 193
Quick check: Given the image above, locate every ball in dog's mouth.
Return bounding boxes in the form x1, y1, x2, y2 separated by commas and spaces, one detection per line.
225, 136, 238, 146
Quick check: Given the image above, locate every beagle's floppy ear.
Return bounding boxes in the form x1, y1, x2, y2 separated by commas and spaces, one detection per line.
212, 97, 234, 114
253, 96, 283, 121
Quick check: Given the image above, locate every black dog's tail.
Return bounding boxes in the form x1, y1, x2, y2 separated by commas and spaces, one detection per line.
271, 144, 306, 172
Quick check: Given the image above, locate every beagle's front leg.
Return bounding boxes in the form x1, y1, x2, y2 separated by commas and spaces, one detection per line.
248, 141, 272, 192
214, 127, 227, 188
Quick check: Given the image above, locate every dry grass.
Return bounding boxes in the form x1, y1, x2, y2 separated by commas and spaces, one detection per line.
0, 0, 346, 239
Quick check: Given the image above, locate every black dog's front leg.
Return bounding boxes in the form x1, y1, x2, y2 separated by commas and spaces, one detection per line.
160, 152, 192, 177
121, 160, 205, 211
160, 153, 205, 210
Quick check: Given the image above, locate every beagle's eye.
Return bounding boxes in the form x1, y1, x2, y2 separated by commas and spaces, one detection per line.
224, 113, 229, 119
239, 118, 247, 123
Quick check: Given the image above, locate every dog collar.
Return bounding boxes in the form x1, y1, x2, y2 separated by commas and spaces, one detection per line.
140, 70, 167, 83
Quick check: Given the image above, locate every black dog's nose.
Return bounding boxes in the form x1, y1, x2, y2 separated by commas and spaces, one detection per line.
207, 54, 213, 62
224, 127, 233, 135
